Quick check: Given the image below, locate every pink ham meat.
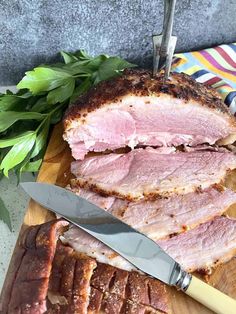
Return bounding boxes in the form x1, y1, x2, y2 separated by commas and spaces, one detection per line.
158, 216, 236, 273
69, 184, 236, 240
71, 147, 236, 200
63, 216, 236, 273
63, 69, 236, 160
69, 184, 116, 210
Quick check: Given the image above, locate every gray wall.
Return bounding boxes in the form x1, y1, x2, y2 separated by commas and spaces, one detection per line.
0, 0, 236, 85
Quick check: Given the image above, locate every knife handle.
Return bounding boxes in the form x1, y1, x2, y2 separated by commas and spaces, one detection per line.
185, 275, 236, 314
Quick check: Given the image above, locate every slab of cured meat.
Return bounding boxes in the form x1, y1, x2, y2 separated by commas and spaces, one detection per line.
2, 69, 236, 314
63, 69, 236, 160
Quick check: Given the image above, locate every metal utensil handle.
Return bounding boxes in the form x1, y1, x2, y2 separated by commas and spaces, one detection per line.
152, 0, 177, 77
160, 0, 177, 58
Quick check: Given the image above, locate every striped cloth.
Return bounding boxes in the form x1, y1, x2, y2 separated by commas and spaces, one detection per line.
171, 43, 236, 115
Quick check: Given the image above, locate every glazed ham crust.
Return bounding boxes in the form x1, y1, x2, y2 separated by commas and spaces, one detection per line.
64, 69, 230, 120
63, 69, 236, 160
0, 220, 169, 314
0, 220, 69, 314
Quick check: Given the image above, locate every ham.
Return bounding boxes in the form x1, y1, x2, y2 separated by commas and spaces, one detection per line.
63, 68, 236, 277
63, 69, 236, 160
69, 184, 116, 210
1, 220, 169, 314
88, 263, 168, 313
63, 216, 236, 273
71, 147, 236, 200
158, 216, 236, 273
69, 184, 236, 240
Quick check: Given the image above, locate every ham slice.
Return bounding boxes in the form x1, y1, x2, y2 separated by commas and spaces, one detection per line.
63, 69, 236, 160
69, 184, 116, 210
158, 216, 236, 273
71, 147, 236, 200
63, 216, 236, 273
69, 184, 236, 240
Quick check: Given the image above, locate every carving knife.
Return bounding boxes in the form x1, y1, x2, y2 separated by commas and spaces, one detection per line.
21, 182, 236, 314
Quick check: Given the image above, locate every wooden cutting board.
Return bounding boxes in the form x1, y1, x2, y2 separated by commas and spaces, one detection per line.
1, 122, 236, 314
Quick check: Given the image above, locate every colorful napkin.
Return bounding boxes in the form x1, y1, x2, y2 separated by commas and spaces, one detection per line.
171, 43, 236, 115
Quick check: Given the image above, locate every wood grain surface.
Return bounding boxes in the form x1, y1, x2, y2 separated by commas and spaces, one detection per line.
1, 122, 236, 314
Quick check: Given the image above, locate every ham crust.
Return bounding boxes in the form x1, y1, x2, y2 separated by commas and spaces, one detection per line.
64, 69, 233, 126
1, 220, 169, 314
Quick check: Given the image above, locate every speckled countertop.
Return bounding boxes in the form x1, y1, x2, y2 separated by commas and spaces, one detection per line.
0, 173, 35, 291
0, 86, 36, 291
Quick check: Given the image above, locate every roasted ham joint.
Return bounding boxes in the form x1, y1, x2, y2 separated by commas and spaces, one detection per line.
3, 69, 236, 313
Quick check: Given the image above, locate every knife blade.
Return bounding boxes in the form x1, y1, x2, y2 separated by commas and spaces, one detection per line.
21, 182, 236, 314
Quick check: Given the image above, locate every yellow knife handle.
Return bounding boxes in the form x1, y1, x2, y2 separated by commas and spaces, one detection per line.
185, 275, 236, 314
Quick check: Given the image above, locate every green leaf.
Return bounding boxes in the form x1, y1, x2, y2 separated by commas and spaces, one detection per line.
63, 62, 93, 76
22, 159, 42, 172
0, 132, 36, 176
76, 55, 109, 72
94, 57, 136, 84
50, 107, 65, 124
70, 78, 92, 103
5, 90, 14, 95
0, 111, 45, 132
63, 55, 108, 76
31, 97, 49, 112
73, 50, 92, 61
14, 140, 37, 182
17, 67, 72, 94
0, 197, 12, 231
47, 77, 75, 104
13, 117, 50, 178
16, 90, 32, 97
61, 51, 79, 64
0, 50, 137, 179
31, 118, 50, 158
0, 95, 20, 111
0, 131, 34, 148
0, 92, 31, 111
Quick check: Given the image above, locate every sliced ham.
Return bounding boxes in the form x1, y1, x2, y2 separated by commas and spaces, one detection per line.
69, 184, 236, 240
71, 147, 236, 200
158, 216, 236, 273
63, 216, 236, 273
69, 183, 116, 210
63, 69, 236, 160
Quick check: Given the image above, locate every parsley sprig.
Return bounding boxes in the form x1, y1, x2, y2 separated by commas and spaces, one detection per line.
0, 50, 136, 228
